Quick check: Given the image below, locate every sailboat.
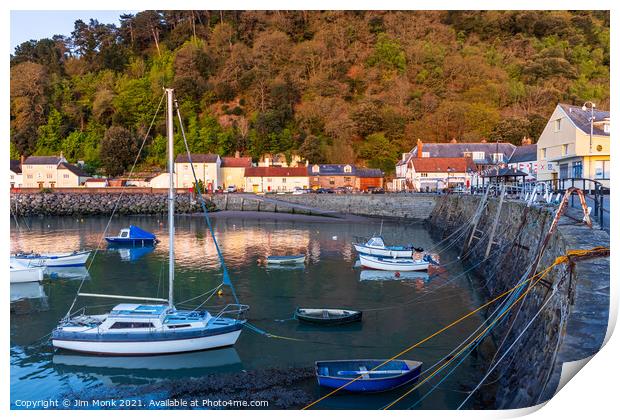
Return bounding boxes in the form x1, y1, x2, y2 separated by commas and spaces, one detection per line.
52, 88, 248, 355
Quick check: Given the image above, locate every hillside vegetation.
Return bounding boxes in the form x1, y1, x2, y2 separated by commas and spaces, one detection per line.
10, 11, 609, 175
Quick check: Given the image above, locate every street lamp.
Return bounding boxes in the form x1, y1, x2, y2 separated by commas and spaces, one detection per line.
582, 101, 596, 153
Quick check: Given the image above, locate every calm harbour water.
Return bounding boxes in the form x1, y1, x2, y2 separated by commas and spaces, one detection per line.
10, 212, 495, 409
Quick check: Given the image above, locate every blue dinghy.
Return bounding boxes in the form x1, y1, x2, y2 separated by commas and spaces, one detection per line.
315, 359, 423, 393
105, 225, 158, 246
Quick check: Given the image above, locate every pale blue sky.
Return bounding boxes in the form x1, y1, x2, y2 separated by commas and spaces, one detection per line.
10, 10, 139, 52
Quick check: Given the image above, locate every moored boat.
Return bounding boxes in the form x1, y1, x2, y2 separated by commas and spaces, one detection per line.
353, 236, 423, 258
11, 251, 91, 267
105, 225, 158, 246
266, 254, 306, 264
359, 254, 429, 272
10, 261, 44, 283
295, 308, 362, 325
52, 88, 248, 356
315, 359, 423, 392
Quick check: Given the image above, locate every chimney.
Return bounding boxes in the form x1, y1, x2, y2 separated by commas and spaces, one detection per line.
234, 150, 240, 158
522, 136, 532, 145
480, 139, 487, 143
416, 139, 423, 158
450, 138, 457, 143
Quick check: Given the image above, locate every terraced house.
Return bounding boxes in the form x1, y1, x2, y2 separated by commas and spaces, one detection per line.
20, 155, 89, 188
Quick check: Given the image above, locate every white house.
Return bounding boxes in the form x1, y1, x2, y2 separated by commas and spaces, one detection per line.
244, 166, 309, 193
10, 159, 23, 189
175, 153, 221, 190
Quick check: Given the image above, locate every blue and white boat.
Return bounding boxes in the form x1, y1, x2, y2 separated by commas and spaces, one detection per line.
266, 254, 306, 264
315, 359, 423, 393
353, 236, 423, 258
11, 250, 91, 268
359, 254, 430, 272
105, 225, 158, 246
52, 88, 248, 356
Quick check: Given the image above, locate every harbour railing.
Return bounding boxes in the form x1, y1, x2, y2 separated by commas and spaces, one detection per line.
469, 178, 609, 231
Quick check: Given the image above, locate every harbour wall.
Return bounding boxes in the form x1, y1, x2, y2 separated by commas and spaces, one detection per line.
427, 195, 610, 408
10, 192, 214, 216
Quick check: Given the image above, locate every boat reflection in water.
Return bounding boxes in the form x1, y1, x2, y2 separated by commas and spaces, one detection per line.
45, 266, 91, 280
265, 263, 306, 271
113, 245, 156, 262
11, 282, 47, 303
359, 270, 430, 282
52, 347, 243, 381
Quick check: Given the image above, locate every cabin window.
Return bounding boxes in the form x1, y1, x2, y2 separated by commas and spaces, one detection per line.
554, 119, 561, 132
120, 231, 129, 238
110, 322, 155, 329
167, 324, 191, 329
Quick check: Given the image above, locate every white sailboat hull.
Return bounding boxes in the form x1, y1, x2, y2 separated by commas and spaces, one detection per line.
10, 266, 44, 283
52, 329, 242, 355
353, 244, 413, 258
359, 255, 429, 272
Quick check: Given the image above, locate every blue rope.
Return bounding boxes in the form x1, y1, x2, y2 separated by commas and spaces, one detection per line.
174, 100, 239, 304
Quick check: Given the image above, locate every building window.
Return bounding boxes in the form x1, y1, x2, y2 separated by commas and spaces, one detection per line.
344, 177, 351, 183
422, 152, 430, 158
491, 153, 503, 163
10, 175, 14, 180
312, 165, 320, 173
329, 177, 335, 185
314, 177, 319, 182
47, 173, 53, 179
63, 174, 69, 179
595, 160, 609, 179
554, 119, 561, 132
572, 161, 583, 178
267, 178, 272, 182
183, 164, 188, 169
344, 165, 352, 173
27, 174, 33, 179
562, 144, 568, 156
604, 123, 610, 133
282, 178, 286, 183
559, 163, 569, 180
541, 148, 547, 159
472, 152, 485, 160
421, 173, 428, 177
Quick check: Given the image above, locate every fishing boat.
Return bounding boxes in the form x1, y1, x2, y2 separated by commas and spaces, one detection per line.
11, 250, 91, 267
353, 236, 423, 258
10, 260, 44, 284
295, 308, 362, 325
315, 359, 423, 393
266, 254, 306, 264
359, 254, 430, 272
105, 225, 158, 246
52, 88, 248, 356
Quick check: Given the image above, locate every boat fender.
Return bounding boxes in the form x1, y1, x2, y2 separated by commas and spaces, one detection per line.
395, 272, 401, 278
217, 289, 224, 296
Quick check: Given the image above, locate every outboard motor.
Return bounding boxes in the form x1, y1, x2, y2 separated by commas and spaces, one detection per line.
422, 254, 440, 266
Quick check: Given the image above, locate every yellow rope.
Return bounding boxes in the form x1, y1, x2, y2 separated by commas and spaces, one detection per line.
302, 247, 607, 410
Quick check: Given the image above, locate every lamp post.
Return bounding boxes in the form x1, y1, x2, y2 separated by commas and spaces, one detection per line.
582, 101, 596, 153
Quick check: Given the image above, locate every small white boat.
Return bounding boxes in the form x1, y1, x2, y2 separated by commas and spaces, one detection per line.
266, 254, 306, 265
359, 254, 429, 272
11, 251, 91, 267
353, 236, 423, 258
359, 270, 430, 282
10, 261, 44, 284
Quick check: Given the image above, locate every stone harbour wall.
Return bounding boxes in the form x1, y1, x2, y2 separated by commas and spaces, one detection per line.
10, 192, 215, 216
428, 195, 610, 409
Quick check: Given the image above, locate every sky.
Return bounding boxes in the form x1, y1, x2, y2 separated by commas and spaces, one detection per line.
10, 10, 139, 52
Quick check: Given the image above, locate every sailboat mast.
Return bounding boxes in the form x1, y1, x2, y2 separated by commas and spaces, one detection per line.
166, 88, 175, 307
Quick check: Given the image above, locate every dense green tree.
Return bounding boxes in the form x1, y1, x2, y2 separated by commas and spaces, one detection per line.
99, 126, 138, 176
358, 133, 400, 174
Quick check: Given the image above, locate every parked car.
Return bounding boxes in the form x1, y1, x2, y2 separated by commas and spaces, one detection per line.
292, 188, 309, 195
334, 186, 352, 194
226, 185, 237, 193
368, 187, 385, 194
315, 188, 335, 194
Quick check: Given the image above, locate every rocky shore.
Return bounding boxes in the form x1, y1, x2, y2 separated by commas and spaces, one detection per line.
10, 193, 216, 217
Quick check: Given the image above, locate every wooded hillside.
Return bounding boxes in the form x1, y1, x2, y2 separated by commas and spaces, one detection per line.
10, 11, 610, 175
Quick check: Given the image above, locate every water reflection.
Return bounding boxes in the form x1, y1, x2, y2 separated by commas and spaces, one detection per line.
45, 266, 91, 280
11, 282, 47, 302
52, 347, 242, 382
112, 246, 156, 262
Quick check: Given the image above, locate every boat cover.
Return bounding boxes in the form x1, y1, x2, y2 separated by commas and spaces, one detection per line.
128, 225, 156, 240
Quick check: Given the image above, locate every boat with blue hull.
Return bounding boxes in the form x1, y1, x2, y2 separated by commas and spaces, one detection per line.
315, 359, 423, 393
105, 225, 158, 246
